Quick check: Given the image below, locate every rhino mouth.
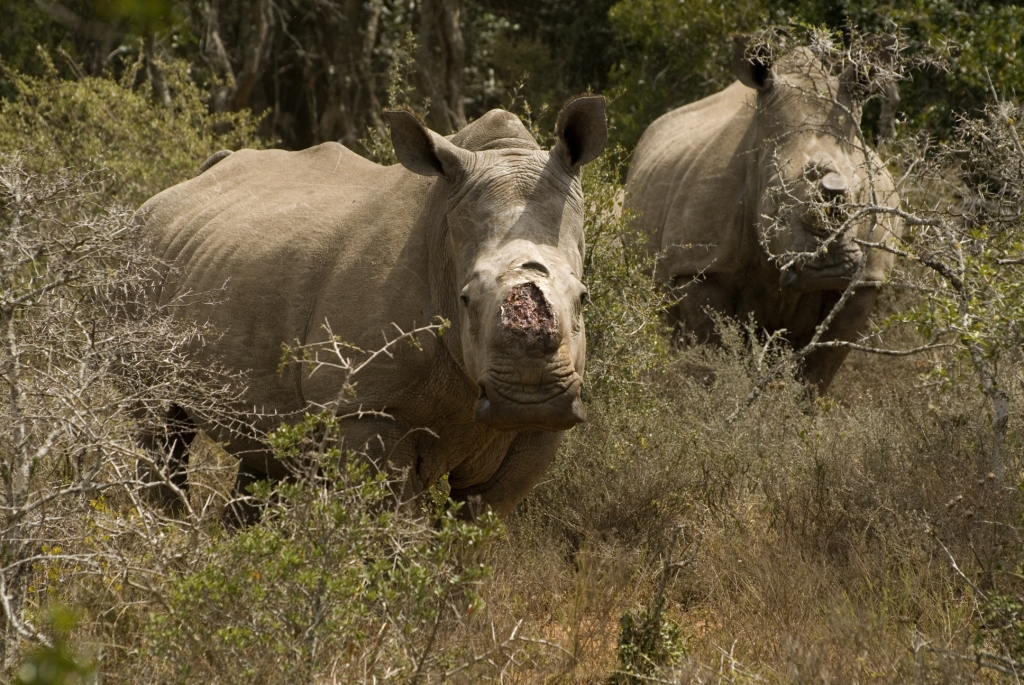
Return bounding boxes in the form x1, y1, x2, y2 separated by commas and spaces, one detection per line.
780, 266, 855, 292
474, 372, 585, 431
780, 244, 861, 292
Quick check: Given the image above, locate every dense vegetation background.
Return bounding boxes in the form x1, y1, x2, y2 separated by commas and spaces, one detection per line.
3, 0, 1024, 682
7, 0, 1024, 151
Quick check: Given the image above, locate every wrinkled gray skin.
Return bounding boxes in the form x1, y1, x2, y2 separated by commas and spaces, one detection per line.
139, 98, 607, 517
625, 39, 901, 391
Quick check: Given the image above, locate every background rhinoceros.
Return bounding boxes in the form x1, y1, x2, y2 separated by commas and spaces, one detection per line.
138, 98, 607, 518
625, 37, 902, 391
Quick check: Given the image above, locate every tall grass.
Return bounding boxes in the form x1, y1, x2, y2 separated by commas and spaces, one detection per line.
490, 329, 1023, 682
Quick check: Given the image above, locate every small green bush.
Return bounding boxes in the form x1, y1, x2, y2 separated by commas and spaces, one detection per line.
613, 594, 686, 683
139, 413, 502, 684
0, 54, 263, 206
14, 608, 95, 685
580, 147, 670, 395
977, 593, 1024, 662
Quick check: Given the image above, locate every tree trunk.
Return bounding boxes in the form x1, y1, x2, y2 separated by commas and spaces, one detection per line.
967, 342, 1007, 486
143, 34, 173, 108
197, 0, 273, 113
230, 0, 273, 111
357, 0, 386, 140
200, 0, 237, 112
417, 0, 466, 133
878, 82, 900, 144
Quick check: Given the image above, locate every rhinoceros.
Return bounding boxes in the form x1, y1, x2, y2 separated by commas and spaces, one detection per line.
625, 38, 901, 391
138, 98, 607, 518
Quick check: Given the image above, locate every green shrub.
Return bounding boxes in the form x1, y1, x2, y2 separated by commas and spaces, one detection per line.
977, 593, 1024, 662
0, 54, 263, 207
614, 594, 686, 683
580, 147, 670, 395
139, 413, 502, 684
14, 608, 95, 685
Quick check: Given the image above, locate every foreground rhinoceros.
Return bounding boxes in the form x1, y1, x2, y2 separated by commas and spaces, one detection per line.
139, 98, 607, 517
625, 38, 901, 391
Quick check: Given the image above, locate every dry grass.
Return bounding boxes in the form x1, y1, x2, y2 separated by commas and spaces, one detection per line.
469, 324, 1024, 683
8, 294, 1023, 685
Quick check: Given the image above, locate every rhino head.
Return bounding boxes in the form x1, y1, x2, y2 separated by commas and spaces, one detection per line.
384, 99, 607, 431
733, 37, 890, 293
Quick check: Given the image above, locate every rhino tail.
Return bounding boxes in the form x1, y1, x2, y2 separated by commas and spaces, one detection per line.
198, 150, 233, 175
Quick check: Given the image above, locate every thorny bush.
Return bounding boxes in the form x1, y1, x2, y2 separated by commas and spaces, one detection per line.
0, 155, 238, 669
143, 414, 505, 685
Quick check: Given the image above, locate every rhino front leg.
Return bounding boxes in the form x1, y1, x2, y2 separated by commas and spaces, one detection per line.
222, 417, 423, 527
671, 275, 736, 346
222, 461, 268, 528
449, 430, 562, 518
136, 404, 196, 515
801, 286, 879, 393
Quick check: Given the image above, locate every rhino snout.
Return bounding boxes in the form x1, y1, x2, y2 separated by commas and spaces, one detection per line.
466, 269, 587, 430
802, 155, 850, 204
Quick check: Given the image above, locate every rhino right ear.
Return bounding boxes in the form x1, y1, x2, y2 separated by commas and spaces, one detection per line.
384, 110, 471, 180
553, 96, 608, 170
732, 35, 774, 91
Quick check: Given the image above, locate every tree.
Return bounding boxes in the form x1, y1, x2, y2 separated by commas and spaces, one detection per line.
606, 0, 766, 151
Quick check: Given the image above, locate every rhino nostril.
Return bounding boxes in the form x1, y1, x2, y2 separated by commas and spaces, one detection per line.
580, 290, 590, 306
521, 261, 549, 276
460, 292, 470, 307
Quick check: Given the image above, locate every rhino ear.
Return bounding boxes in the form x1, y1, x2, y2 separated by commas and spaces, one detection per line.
732, 34, 774, 91
384, 110, 470, 180
553, 96, 608, 170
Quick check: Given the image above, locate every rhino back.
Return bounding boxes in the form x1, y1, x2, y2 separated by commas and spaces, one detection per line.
141, 142, 444, 421
626, 82, 758, 282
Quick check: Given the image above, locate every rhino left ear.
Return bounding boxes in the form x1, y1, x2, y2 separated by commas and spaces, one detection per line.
553, 96, 608, 170
384, 109, 471, 180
